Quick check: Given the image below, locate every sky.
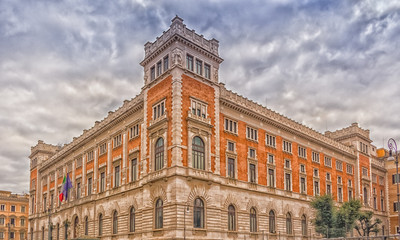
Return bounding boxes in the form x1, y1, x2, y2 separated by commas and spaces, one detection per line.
1, 0, 400, 193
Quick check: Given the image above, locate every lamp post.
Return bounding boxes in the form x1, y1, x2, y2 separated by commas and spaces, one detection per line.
388, 138, 400, 234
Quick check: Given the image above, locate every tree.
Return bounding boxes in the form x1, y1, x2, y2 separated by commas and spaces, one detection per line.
354, 211, 382, 236
310, 195, 362, 238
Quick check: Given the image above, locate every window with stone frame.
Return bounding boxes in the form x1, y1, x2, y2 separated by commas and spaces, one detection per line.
268, 168, 275, 187
300, 177, 306, 194
191, 98, 207, 118
298, 146, 307, 159
99, 142, 107, 155
150, 66, 155, 81
324, 156, 332, 167
156, 60, 162, 76
246, 126, 258, 141
228, 158, 235, 179
268, 154, 275, 165
186, 54, 194, 71
314, 181, 320, 196
248, 147, 256, 159
336, 160, 343, 171
113, 134, 122, 148
312, 151, 320, 163
228, 205, 236, 231
195, 59, 203, 75
224, 118, 237, 134
227, 141, 235, 152
346, 164, 353, 174
131, 158, 138, 182
266, 133, 276, 148
163, 55, 169, 72
114, 165, 120, 188
283, 140, 292, 153
285, 173, 292, 191
192, 136, 205, 170
153, 100, 165, 120
249, 163, 257, 183
362, 167, 368, 177
204, 63, 211, 79
300, 164, 306, 173
129, 124, 140, 139
76, 156, 83, 168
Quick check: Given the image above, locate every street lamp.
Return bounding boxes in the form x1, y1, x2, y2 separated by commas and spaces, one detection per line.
388, 138, 400, 234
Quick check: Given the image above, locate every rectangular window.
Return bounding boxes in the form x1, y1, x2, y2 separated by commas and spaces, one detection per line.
10, 218, 14, 226
150, 66, 155, 81
153, 100, 165, 120
0, 232, 3, 238
20, 219, 25, 227
337, 176, 342, 185
393, 174, 400, 184
349, 189, 353, 200
246, 126, 258, 141
300, 164, 306, 173
87, 151, 94, 162
228, 158, 235, 178
362, 167, 368, 177
76, 157, 82, 168
268, 154, 275, 164
314, 181, 320, 196
0, 205, 4, 211
249, 148, 256, 159
99, 142, 107, 155
163, 55, 169, 71
129, 124, 140, 139
204, 64, 211, 79
348, 179, 352, 187
11, 205, 15, 212
374, 197, 377, 209
346, 164, 353, 174
224, 118, 238, 134
131, 158, 137, 182
76, 183, 81, 199
114, 166, 120, 188
113, 134, 122, 148
338, 187, 343, 202
157, 61, 162, 76
20, 233, 24, 240
100, 172, 105, 192
298, 146, 307, 159
196, 59, 203, 75
227, 141, 235, 152
300, 177, 306, 194
268, 169, 275, 187
266, 134, 276, 148
327, 184, 331, 195
87, 177, 92, 196
312, 151, 320, 163
191, 99, 207, 118
336, 160, 343, 171
10, 232, 14, 239
285, 173, 291, 191
379, 176, 384, 185
285, 159, 291, 169
21, 206, 25, 213
326, 172, 331, 181
283, 140, 292, 153
249, 164, 256, 183
0, 218, 4, 225
324, 156, 332, 167
313, 168, 319, 177
394, 202, 400, 212
186, 55, 194, 71
372, 174, 377, 183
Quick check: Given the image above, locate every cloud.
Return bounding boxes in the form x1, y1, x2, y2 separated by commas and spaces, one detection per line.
1, 0, 400, 193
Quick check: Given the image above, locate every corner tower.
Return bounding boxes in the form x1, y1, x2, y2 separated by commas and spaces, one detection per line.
139, 16, 223, 174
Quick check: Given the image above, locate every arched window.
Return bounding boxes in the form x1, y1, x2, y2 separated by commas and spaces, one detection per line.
269, 210, 275, 233
192, 136, 205, 170
155, 199, 163, 229
129, 207, 135, 232
98, 214, 103, 236
301, 215, 307, 236
113, 211, 118, 234
250, 208, 257, 232
84, 216, 89, 235
228, 205, 236, 231
155, 138, 164, 171
74, 216, 79, 238
364, 187, 368, 206
193, 198, 204, 228
286, 212, 292, 234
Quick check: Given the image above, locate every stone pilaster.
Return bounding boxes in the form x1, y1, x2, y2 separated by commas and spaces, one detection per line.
107, 141, 112, 189
213, 84, 221, 174
122, 132, 128, 184
171, 68, 183, 166
72, 161, 76, 201
141, 89, 148, 177
93, 148, 98, 193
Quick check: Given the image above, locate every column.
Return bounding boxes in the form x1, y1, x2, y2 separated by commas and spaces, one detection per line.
107, 140, 112, 190
82, 154, 86, 197
122, 131, 128, 185
93, 147, 98, 193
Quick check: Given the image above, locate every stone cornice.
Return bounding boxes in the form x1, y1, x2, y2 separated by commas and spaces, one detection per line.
0, 196, 29, 202
219, 86, 356, 159
39, 93, 144, 173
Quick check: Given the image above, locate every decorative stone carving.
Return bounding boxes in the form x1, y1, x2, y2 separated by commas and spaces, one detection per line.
172, 48, 183, 67
214, 68, 218, 82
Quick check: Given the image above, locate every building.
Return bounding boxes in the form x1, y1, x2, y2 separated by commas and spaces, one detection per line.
0, 191, 29, 240
29, 17, 390, 240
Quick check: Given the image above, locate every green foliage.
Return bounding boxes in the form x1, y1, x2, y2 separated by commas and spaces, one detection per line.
354, 211, 382, 236
310, 195, 362, 238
